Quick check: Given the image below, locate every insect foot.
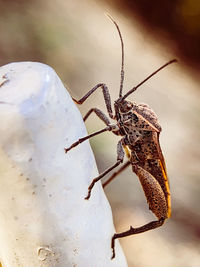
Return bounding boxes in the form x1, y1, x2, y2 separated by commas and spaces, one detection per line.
85, 177, 99, 200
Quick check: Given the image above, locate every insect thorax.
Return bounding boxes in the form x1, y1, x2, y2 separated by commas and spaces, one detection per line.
114, 99, 161, 139
114, 98, 163, 166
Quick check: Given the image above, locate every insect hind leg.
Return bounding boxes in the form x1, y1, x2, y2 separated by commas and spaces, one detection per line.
111, 218, 165, 259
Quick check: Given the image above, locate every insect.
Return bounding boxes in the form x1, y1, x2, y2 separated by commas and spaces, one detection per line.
65, 14, 176, 259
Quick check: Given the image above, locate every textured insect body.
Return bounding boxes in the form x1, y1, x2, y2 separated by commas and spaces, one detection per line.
114, 98, 171, 221
65, 14, 176, 259
134, 164, 168, 219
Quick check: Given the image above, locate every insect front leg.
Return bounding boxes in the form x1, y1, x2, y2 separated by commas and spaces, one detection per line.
73, 83, 114, 119
85, 139, 125, 200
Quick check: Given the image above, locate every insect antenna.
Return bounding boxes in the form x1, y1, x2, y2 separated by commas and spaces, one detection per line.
106, 13, 124, 98
121, 59, 177, 100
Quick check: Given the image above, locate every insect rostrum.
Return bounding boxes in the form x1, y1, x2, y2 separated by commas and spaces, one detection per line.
65, 14, 176, 259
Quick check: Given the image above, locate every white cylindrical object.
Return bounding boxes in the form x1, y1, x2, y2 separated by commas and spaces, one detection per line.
0, 62, 127, 267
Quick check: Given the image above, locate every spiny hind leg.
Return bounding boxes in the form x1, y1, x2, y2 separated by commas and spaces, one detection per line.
111, 218, 165, 259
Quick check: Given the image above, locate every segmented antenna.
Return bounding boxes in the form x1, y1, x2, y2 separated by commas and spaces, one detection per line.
122, 59, 177, 100
106, 13, 124, 98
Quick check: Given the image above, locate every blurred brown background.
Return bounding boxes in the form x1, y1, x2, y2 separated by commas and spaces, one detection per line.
1, 0, 200, 266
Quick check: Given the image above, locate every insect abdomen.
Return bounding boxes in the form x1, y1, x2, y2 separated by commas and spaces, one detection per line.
133, 165, 168, 220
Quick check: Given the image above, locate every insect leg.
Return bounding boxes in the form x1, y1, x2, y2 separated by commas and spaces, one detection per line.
85, 139, 125, 200
103, 161, 130, 188
73, 83, 114, 119
111, 218, 165, 259
83, 108, 111, 126
65, 124, 118, 153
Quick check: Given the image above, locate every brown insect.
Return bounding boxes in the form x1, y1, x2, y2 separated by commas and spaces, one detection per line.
65, 14, 176, 259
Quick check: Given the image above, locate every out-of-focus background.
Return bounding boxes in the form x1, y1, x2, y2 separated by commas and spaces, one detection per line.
1, 0, 200, 266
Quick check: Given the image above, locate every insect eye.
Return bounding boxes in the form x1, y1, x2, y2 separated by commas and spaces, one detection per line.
126, 103, 133, 110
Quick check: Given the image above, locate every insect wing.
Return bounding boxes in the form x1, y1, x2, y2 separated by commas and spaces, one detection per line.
153, 132, 171, 218
133, 164, 168, 219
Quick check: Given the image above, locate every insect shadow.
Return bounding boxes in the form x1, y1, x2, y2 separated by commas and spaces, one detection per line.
65, 14, 177, 259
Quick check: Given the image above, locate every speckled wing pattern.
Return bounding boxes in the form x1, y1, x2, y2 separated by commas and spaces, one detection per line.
154, 132, 171, 217
130, 130, 171, 219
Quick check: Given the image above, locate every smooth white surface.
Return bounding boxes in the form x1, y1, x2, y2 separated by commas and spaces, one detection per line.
0, 62, 127, 266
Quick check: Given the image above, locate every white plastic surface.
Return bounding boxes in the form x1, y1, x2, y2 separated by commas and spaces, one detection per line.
0, 62, 127, 267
